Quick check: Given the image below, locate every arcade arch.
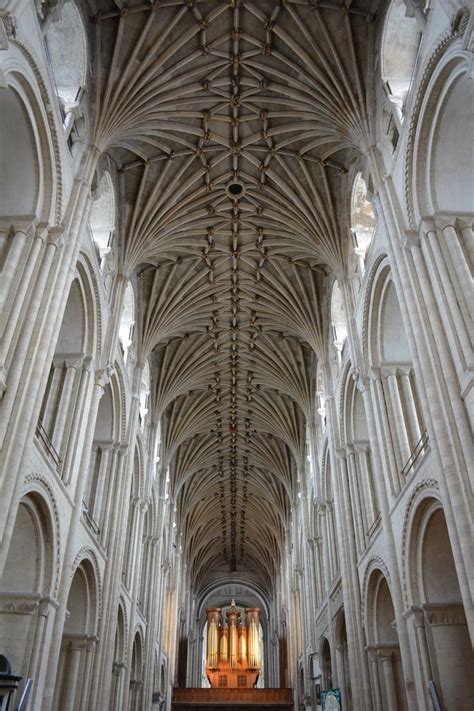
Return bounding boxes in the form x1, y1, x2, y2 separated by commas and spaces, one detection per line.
52, 559, 98, 711
407, 499, 474, 709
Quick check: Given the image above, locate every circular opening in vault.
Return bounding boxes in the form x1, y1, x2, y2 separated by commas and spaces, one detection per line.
226, 181, 245, 198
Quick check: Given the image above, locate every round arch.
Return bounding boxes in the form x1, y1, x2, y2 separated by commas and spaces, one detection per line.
406, 39, 472, 225
0, 66, 58, 223
404, 496, 474, 708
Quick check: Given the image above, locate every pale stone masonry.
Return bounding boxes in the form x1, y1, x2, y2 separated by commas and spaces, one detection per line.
0, 1, 472, 710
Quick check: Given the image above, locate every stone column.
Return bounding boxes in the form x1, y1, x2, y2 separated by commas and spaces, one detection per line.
326, 502, 338, 579
99, 444, 121, 542
62, 357, 93, 484
62, 638, 85, 711
333, 445, 372, 709
91, 443, 113, 526
355, 442, 377, 526
28, 597, 57, 695
366, 648, 383, 711
318, 505, 330, 590
380, 653, 398, 711
336, 645, 348, 708
111, 662, 126, 711
369, 368, 401, 494
52, 357, 82, 456
403, 606, 432, 708
424, 217, 471, 374
383, 366, 412, 470
80, 636, 98, 711
346, 445, 365, 553
0, 218, 36, 325
0, 225, 64, 446
398, 367, 422, 446
0, 223, 42, 363
41, 361, 64, 436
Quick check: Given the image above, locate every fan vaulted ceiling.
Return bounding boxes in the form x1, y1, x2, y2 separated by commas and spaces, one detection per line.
90, 0, 377, 593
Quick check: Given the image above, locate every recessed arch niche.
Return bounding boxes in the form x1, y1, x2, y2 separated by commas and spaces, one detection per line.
0, 88, 38, 216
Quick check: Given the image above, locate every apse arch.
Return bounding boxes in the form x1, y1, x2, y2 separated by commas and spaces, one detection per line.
196, 579, 271, 624
196, 582, 270, 689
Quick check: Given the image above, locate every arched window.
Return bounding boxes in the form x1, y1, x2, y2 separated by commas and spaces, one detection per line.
45, 2, 87, 107
315, 361, 327, 429
154, 420, 162, 477
139, 361, 150, 431
119, 282, 135, 364
381, 0, 423, 118
350, 173, 375, 273
330, 281, 348, 367
90, 171, 116, 279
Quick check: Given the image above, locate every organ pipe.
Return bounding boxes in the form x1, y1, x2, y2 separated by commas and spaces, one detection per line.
205, 601, 260, 688
246, 608, 260, 669
206, 608, 220, 669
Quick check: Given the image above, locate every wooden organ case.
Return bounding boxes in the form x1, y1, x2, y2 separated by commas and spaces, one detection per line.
205, 601, 261, 689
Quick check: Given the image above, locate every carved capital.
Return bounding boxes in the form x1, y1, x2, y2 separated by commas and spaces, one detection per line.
95, 362, 114, 388
369, 366, 382, 382
435, 214, 456, 233
402, 229, 420, 251
456, 217, 474, 233
0, 215, 37, 237
423, 603, 466, 626
46, 225, 65, 249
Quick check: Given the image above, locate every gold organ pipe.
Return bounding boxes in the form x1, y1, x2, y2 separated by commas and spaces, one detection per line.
226, 608, 239, 669
238, 624, 247, 663
245, 608, 260, 670
206, 608, 220, 669
220, 625, 228, 663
